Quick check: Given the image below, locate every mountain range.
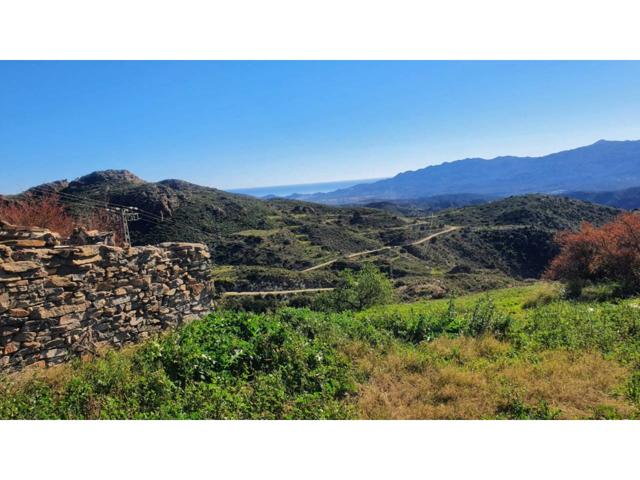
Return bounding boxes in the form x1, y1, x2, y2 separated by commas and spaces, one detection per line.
290, 139, 640, 205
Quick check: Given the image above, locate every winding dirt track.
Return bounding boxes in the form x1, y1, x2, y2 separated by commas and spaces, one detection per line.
409, 225, 460, 245
223, 288, 334, 297
301, 225, 460, 272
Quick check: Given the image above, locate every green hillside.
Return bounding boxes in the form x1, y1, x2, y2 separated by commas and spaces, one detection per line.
18, 172, 621, 298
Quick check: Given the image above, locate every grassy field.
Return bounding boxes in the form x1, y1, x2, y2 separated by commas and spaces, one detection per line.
2, 282, 639, 419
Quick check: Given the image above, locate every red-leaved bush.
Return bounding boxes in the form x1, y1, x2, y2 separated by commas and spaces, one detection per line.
545, 213, 640, 295
0, 194, 121, 244
0, 194, 76, 238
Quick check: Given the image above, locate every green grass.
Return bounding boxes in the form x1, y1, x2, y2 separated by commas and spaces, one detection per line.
2, 282, 639, 419
360, 283, 546, 321
234, 228, 283, 237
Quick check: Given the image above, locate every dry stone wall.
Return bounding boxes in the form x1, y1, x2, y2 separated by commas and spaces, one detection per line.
0, 242, 214, 372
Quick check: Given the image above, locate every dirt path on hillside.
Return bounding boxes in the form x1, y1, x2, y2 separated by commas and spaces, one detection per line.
223, 287, 334, 297
225, 225, 461, 297
301, 225, 460, 273
409, 225, 460, 245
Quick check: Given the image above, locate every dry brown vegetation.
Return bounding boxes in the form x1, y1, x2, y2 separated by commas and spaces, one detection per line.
352, 336, 633, 419
0, 194, 76, 237
0, 193, 119, 242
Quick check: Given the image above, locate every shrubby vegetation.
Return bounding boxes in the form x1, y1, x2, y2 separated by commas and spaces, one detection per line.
546, 212, 640, 296
2, 283, 639, 419
0, 193, 121, 243
316, 264, 394, 312
0, 310, 356, 419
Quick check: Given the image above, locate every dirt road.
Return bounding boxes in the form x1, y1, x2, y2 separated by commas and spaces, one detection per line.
408, 225, 460, 245
302, 225, 460, 273
223, 287, 334, 297
226, 225, 461, 296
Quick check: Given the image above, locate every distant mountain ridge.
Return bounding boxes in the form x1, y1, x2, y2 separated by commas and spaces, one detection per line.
566, 186, 640, 211
294, 139, 640, 204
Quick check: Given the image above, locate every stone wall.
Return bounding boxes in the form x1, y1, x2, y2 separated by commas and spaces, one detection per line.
0, 242, 214, 372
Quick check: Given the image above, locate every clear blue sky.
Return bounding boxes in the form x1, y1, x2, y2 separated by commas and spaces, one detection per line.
1, 61, 640, 194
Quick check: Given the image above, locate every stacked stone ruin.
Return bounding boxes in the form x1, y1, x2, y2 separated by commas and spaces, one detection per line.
0, 221, 214, 372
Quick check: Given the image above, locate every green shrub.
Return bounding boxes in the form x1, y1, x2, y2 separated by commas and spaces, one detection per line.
0, 310, 357, 419
522, 283, 561, 309
318, 264, 394, 312
496, 397, 561, 420
579, 282, 625, 302
3, 283, 640, 420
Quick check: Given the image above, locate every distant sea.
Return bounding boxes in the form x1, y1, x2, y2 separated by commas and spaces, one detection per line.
229, 178, 384, 198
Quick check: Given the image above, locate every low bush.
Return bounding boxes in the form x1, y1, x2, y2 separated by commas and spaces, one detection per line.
522, 283, 562, 309
0, 310, 356, 419
316, 264, 394, 312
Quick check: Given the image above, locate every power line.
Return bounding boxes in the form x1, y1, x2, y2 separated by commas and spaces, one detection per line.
28, 186, 164, 222
27, 185, 210, 239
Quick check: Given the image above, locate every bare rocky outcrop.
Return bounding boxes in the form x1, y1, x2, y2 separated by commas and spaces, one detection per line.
0, 240, 214, 372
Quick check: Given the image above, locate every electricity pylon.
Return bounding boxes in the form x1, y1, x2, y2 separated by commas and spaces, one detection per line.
106, 206, 141, 247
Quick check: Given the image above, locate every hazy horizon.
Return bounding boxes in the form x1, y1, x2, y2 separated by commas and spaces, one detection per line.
2, 136, 639, 196
2, 61, 640, 194
228, 177, 385, 198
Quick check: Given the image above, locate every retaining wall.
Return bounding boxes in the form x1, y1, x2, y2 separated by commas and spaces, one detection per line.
0, 242, 214, 372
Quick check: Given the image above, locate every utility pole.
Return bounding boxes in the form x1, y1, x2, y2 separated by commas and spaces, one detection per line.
107, 206, 141, 247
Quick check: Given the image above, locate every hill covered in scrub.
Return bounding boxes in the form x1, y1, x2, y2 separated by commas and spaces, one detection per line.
363, 193, 497, 216
436, 194, 619, 229
388, 195, 620, 292
7, 171, 621, 299
291, 139, 640, 204
19, 170, 405, 267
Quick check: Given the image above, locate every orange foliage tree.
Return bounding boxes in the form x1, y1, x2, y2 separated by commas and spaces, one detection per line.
545, 212, 640, 295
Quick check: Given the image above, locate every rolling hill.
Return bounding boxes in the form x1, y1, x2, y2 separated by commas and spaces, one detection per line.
292, 139, 640, 204
4, 171, 622, 300
16, 170, 405, 267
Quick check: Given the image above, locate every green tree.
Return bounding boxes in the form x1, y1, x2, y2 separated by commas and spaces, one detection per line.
323, 263, 394, 311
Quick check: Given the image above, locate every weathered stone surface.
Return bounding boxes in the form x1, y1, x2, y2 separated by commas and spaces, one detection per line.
47, 276, 75, 288
71, 255, 102, 266
8, 308, 29, 317
71, 246, 101, 258
33, 302, 88, 319
0, 291, 9, 311
1, 240, 214, 372
0, 245, 13, 259
59, 314, 82, 327
1, 261, 41, 273
1, 239, 47, 248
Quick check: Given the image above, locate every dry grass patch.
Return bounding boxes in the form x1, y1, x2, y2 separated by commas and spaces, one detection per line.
352, 336, 635, 419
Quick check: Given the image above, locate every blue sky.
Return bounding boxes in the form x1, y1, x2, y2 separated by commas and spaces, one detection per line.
1, 61, 640, 194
